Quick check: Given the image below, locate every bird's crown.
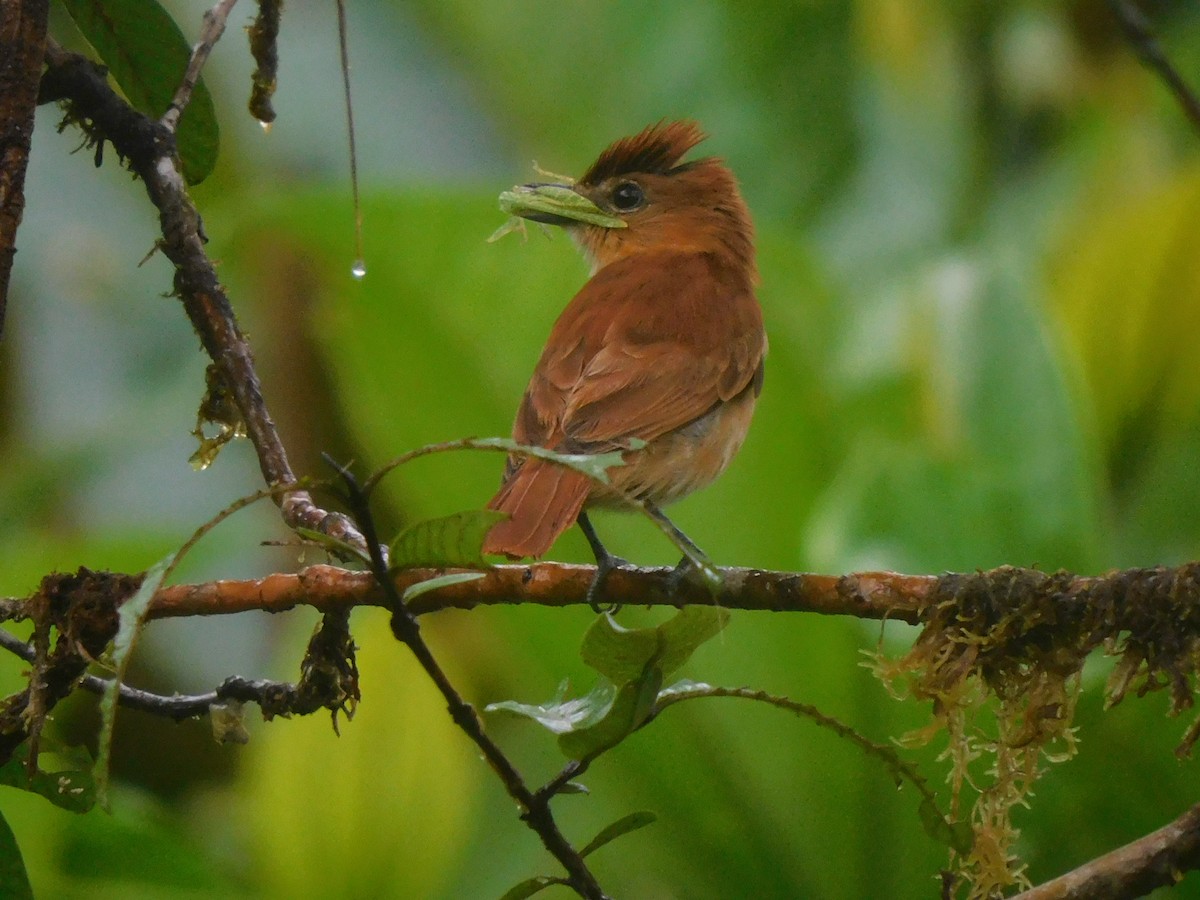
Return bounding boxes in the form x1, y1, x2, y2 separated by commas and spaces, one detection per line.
580, 120, 708, 186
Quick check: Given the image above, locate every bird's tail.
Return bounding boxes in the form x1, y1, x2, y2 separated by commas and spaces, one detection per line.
483, 460, 591, 559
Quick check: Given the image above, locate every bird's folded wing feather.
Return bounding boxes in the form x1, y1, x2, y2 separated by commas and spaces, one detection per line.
515, 252, 764, 453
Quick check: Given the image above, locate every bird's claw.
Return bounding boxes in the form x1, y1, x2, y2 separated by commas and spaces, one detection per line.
586, 552, 630, 614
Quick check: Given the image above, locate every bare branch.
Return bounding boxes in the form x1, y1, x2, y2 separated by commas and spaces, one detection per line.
162, 0, 240, 132
329, 460, 610, 900
1016, 803, 1200, 900
38, 44, 368, 557
0, 0, 50, 336
1110, 0, 1200, 135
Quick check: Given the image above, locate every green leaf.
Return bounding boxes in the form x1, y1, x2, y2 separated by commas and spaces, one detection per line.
579, 810, 657, 858
0, 743, 96, 814
487, 674, 660, 760
463, 436, 629, 485
486, 680, 616, 735
59, 0, 220, 183
558, 668, 661, 760
295, 527, 370, 564
95, 554, 173, 810
390, 509, 505, 569
0, 809, 33, 900
919, 798, 973, 855
580, 606, 730, 685
498, 875, 565, 900
400, 570, 485, 603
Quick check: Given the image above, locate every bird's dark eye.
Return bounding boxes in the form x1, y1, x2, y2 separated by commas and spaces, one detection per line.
611, 181, 644, 211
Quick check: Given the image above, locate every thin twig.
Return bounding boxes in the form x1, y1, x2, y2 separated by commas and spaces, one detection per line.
1016, 802, 1200, 899
1109, 0, 1200, 136
39, 43, 370, 557
327, 459, 610, 900
162, 0, 240, 132
0, 629, 289, 721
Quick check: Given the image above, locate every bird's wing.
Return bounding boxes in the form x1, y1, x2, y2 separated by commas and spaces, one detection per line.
517, 252, 764, 453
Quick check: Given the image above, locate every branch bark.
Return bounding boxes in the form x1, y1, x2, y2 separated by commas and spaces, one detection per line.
37, 43, 368, 556
1016, 803, 1200, 900
0, 0, 49, 336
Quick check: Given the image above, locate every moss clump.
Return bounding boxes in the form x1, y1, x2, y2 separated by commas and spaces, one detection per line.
874, 563, 1200, 897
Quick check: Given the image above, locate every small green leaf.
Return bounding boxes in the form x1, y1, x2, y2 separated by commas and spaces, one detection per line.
464, 437, 628, 485
0, 809, 33, 900
581, 606, 730, 684
579, 810, 657, 858
59, 0, 220, 183
400, 571, 486, 603
95, 555, 173, 810
390, 509, 505, 570
498, 875, 566, 900
295, 527, 371, 564
558, 666, 662, 760
919, 799, 974, 855
486, 680, 616, 735
0, 744, 96, 814
580, 615, 661, 685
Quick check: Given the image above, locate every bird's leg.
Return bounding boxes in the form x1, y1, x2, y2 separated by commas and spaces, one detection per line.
577, 511, 628, 613
641, 501, 714, 595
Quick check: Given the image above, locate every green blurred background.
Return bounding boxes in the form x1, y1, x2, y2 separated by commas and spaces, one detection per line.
4, 0, 1200, 896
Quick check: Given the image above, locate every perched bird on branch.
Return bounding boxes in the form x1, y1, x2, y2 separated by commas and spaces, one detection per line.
483, 120, 765, 591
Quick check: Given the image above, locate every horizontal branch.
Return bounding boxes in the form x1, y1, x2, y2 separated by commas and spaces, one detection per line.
1016, 802, 1200, 900
148, 563, 935, 623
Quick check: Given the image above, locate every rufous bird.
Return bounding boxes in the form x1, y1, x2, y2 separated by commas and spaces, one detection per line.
482, 120, 765, 591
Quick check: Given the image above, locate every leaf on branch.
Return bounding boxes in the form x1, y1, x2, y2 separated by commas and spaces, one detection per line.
557, 672, 661, 760
400, 571, 486, 603
579, 810, 657, 858
465, 436, 633, 485
94, 554, 172, 810
0, 809, 33, 900
389, 509, 505, 570
58, 0, 220, 183
498, 875, 567, 900
295, 527, 370, 565
487, 680, 616, 735
486, 674, 660, 760
580, 606, 730, 685
0, 743, 96, 814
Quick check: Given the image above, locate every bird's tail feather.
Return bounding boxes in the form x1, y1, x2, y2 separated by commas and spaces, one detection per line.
483, 461, 591, 559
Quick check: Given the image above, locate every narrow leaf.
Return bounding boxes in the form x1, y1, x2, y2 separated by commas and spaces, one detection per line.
295, 527, 370, 564
59, 0, 220, 183
498, 875, 566, 900
579, 810, 657, 858
390, 509, 505, 570
400, 571, 485, 603
0, 810, 33, 900
95, 555, 172, 810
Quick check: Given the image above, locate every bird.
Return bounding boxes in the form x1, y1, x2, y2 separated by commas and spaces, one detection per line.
482, 120, 765, 593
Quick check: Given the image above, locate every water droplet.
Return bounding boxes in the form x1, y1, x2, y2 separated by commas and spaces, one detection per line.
258, 120, 273, 134
351, 260, 367, 279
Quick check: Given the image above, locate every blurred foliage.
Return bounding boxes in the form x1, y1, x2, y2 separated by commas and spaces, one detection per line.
4, 0, 1200, 897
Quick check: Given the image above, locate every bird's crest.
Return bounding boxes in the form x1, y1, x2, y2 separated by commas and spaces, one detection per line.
580, 120, 708, 186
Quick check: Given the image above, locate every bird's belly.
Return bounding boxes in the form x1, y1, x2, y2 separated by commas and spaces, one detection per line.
590, 388, 757, 508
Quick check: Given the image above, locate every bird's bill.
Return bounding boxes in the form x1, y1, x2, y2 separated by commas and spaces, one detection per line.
498, 183, 627, 229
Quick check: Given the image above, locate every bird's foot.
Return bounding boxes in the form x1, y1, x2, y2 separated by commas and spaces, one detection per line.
586, 548, 630, 614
